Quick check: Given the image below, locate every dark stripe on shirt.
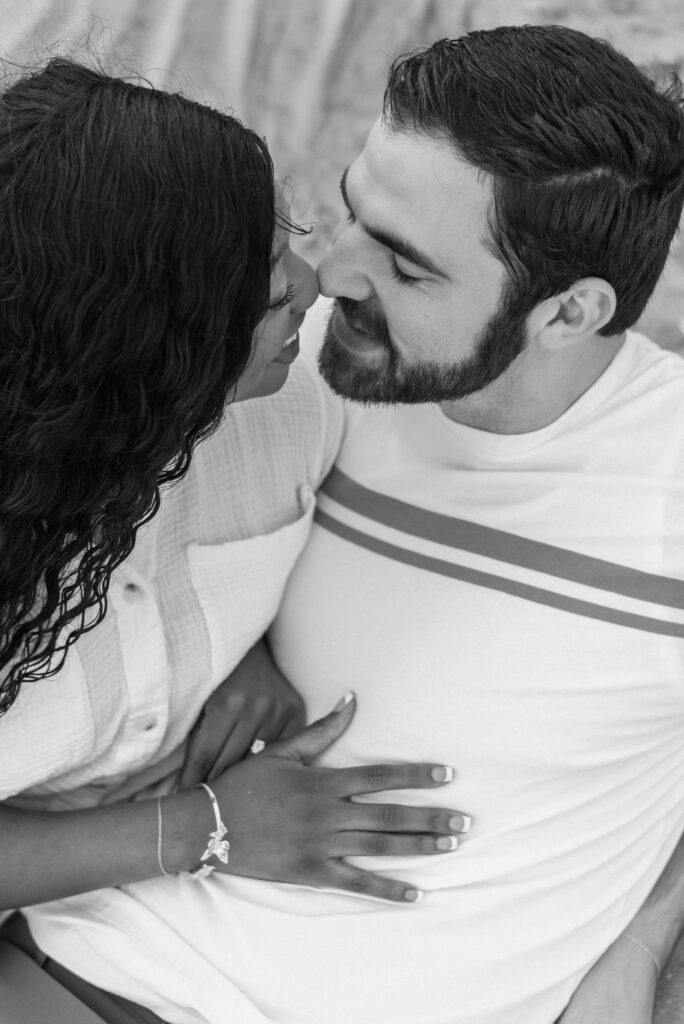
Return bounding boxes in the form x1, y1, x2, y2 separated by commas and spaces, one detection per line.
314, 508, 684, 638
320, 467, 684, 610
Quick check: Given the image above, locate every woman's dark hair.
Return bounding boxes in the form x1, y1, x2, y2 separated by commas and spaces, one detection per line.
0, 58, 277, 713
384, 25, 684, 333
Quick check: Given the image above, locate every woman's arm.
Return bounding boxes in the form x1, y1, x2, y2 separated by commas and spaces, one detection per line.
0, 696, 469, 910
0, 787, 205, 908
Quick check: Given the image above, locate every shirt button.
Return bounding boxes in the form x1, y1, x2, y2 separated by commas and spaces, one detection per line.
298, 483, 314, 509
123, 582, 141, 600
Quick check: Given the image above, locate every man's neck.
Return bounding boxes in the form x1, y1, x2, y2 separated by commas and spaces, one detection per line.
439, 333, 627, 434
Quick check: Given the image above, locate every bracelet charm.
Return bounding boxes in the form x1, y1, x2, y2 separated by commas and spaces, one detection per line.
186, 782, 230, 881
201, 820, 230, 864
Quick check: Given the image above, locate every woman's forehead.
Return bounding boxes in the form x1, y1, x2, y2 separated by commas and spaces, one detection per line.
271, 187, 293, 263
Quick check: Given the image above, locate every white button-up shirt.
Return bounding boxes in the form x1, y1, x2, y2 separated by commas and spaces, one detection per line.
0, 354, 343, 810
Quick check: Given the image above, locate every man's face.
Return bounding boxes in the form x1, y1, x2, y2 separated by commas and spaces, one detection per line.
317, 119, 529, 404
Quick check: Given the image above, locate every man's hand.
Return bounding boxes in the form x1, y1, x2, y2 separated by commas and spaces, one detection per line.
180, 639, 305, 788
555, 934, 658, 1024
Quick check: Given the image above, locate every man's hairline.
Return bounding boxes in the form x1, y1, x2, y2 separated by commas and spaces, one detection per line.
373, 116, 512, 272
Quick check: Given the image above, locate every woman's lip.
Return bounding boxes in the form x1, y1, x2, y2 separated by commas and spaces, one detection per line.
331, 305, 385, 359
273, 332, 300, 365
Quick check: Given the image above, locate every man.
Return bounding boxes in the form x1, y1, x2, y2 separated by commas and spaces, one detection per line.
268, 23, 684, 1023
14, 24, 684, 1024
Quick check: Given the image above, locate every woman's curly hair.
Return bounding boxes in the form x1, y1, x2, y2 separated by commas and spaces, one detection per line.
0, 58, 276, 714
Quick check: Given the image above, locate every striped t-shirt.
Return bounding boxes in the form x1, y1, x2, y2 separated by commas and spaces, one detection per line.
266, 326, 684, 1023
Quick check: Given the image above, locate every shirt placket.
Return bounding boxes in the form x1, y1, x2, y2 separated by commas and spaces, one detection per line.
107, 566, 171, 772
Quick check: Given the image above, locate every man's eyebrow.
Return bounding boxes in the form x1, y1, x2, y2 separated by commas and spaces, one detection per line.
339, 167, 449, 280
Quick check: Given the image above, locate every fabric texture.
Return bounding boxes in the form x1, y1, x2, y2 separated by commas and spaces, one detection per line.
0, 352, 343, 810
10, 301, 684, 1024
267, 318, 684, 1023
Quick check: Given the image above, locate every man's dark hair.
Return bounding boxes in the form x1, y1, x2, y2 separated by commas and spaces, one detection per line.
0, 58, 276, 712
384, 25, 684, 334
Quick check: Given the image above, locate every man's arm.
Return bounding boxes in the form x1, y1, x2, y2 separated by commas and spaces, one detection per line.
558, 830, 684, 1023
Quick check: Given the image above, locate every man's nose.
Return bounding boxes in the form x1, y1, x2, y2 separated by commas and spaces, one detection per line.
316, 228, 372, 301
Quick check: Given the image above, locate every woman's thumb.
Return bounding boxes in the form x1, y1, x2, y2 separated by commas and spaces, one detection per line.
266, 692, 355, 765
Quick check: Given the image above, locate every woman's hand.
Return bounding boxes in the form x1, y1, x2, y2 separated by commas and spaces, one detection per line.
170, 694, 470, 904
179, 639, 306, 788
555, 934, 658, 1024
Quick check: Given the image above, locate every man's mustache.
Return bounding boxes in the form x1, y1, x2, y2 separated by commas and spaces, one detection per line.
336, 296, 393, 350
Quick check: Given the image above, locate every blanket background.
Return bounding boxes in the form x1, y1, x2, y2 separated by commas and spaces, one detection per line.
1, 0, 683, 348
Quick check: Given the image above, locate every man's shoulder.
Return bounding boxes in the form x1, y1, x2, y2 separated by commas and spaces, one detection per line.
621, 331, 684, 427
626, 329, 684, 383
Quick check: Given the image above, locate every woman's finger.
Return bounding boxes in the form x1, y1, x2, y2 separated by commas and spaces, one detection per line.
178, 714, 221, 789
328, 831, 459, 858
322, 861, 423, 904
209, 717, 269, 780
180, 707, 246, 788
273, 704, 307, 742
265, 692, 356, 764
330, 762, 455, 797
336, 801, 470, 836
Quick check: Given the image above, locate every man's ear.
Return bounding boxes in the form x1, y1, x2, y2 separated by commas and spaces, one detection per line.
531, 278, 617, 351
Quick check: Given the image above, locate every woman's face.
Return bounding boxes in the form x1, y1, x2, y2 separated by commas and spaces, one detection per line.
233, 202, 319, 402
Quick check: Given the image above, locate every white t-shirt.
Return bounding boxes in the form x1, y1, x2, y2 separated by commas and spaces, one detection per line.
269, 322, 684, 1022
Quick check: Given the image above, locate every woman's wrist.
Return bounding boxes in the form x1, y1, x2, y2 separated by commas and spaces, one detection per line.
158, 788, 216, 874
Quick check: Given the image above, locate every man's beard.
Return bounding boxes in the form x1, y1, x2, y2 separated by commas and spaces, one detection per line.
318, 285, 529, 405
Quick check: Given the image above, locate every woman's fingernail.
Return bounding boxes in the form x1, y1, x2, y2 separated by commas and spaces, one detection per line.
334, 691, 355, 713
403, 888, 424, 903
431, 766, 455, 783
436, 836, 459, 851
449, 814, 471, 833
249, 739, 266, 755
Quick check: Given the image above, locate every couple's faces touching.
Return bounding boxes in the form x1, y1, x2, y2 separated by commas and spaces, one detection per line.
238, 118, 617, 413
233, 196, 319, 402
237, 124, 512, 408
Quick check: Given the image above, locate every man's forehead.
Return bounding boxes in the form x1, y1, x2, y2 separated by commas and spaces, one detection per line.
347, 119, 493, 266
356, 118, 480, 194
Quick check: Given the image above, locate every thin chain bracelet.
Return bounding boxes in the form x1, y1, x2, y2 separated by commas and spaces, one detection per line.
186, 782, 230, 881
156, 796, 175, 877
622, 933, 661, 975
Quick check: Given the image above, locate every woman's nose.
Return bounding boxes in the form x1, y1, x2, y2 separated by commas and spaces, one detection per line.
293, 253, 319, 312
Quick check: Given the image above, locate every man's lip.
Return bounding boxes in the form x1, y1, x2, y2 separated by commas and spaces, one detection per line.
331, 305, 385, 359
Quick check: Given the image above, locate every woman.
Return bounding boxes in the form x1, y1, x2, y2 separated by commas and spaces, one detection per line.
0, 55, 467, 947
